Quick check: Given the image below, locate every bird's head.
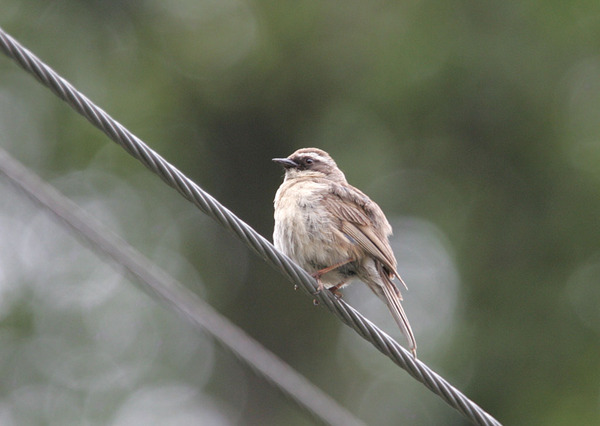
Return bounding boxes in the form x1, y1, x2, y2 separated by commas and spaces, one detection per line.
273, 148, 346, 183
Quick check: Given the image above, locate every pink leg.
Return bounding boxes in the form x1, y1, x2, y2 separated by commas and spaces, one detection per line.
312, 258, 354, 293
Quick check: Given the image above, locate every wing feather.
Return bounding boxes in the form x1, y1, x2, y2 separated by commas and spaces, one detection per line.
325, 183, 401, 281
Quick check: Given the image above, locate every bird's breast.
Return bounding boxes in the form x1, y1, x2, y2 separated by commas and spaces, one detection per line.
273, 180, 356, 275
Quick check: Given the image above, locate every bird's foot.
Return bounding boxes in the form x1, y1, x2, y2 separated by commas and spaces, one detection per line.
329, 282, 345, 299
311, 274, 326, 295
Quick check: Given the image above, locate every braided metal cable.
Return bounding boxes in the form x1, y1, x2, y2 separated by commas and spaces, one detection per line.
0, 27, 502, 426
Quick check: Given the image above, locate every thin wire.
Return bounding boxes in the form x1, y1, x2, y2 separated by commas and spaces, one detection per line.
0, 148, 365, 426
0, 26, 502, 426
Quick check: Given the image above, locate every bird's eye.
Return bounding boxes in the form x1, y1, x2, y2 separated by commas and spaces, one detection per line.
305, 158, 314, 165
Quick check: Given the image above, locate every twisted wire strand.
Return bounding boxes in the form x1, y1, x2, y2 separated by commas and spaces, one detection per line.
0, 27, 502, 426
0, 148, 365, 426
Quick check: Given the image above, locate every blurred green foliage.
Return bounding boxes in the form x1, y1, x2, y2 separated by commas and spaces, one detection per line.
1, 1, 600, 425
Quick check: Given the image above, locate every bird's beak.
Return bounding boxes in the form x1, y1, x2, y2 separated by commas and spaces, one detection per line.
272, 158, 298, 169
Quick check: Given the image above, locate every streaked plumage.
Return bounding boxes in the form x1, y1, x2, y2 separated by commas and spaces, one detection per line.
273, 148, 417, 357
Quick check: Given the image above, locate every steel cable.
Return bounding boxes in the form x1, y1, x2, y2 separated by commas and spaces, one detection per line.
0, 27, 501, 426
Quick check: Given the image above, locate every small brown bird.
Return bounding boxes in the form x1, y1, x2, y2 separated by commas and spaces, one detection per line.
273, 148, 417, 357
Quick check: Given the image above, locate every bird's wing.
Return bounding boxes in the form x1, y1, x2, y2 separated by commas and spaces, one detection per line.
325, 183, 402, 283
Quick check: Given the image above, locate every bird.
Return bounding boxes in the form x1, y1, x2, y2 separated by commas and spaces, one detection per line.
272, 148, 417, 357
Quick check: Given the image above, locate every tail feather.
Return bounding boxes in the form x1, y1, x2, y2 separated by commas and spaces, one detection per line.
376, 264, 417, 357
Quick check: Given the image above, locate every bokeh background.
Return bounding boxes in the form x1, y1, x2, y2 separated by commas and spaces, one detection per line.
1, 1, 600, 425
